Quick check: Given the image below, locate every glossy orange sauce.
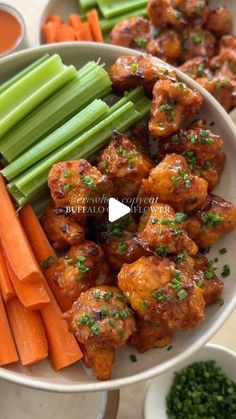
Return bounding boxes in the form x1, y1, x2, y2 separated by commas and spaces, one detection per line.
0, 10, 22, 54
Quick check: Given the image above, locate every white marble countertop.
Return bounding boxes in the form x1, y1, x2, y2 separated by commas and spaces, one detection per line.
2, 1, 236, 418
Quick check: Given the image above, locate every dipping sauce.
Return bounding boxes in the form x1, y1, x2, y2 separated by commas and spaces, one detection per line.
0, 9, 22, 54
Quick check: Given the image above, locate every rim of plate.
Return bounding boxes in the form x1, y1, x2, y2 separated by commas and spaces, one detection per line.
0, 42, 236, 392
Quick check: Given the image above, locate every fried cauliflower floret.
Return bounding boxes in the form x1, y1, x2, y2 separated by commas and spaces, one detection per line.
158, 122, 225, 191
219, 35, 236, 52
184, 0, 209, 24
41, 202, 85, 250
109, 17, 152, 49
210, 49, 236, 80
104, 232, 149, 271
149, 80, 203, 137
174, 253, 223, 305
148, 0, 186, 29
196, 76, 236, 111
118, 255, 205, 330
129, 317, 172, 353
64, 286, 136, 380
205, 7, 233, 37
130, 123, 150, 149
108, 54, 176, 95
185, 194, 236, 248
97, 131, 153, 198
142, 154, 208, 212
50, 241, 111, 301
147, 30, 181, 64
193, 255, 224, 305
48, 160, 112, 222
138, 203, 198, 255
178, 57, 211, 80
180, 27, 216, 62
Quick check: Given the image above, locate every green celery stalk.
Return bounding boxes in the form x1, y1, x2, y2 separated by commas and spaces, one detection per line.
79, 0, 97, 11
0, 55, 67, 137
3, 97, 111, 181
10, 101, 137, 200
97, 0, 147, 19
1, 65, 111, 161
32, 192, 51, 218
0, 55, 50, 95
100, 7, 147, 31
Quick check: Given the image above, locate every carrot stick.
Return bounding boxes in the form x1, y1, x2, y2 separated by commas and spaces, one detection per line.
0, 292, 18, 366
42, 22, 57, 43
19, 205, 72, 312
46, 15, 62, 30
5, 258, 50, 311
0, 247, 15, 302
78, 22, 94, 41
19, 206, 83, 369
6, 298, 48, 366
87, 9, 104, 43
0, 175, 44, 284
68, 14, 81, 30
56, 24, 76, 42
41, 280, 83, 370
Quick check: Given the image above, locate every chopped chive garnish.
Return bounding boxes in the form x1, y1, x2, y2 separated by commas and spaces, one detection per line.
196, 279, 204, 288
129, 354, 137, 363
177, 289, 188, 300
219, 248, 227, 255
63, 169, 72, 178
221, 264, 230, 278
63, 184, 74, 193
218, 296, 224, 306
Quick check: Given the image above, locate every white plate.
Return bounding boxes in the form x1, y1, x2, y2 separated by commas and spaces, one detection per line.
144, 343, 236, 419
0, 43, 236, 392
0, 379, 119, 419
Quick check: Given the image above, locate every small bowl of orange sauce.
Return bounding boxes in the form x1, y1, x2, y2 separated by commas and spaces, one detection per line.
0, 3, 25, 57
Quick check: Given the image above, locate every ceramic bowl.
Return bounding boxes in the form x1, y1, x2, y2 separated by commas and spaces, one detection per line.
0, 43, 236, 392
144, 343, 236, 419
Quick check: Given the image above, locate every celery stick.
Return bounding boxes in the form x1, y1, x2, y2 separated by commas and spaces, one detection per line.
100, 7, 147, 31
79, 0, 97, 11
0, 55, 50, 95
0, 55, 67, 137
0, 61, 100, 159
98, 0, 147, 19
3, 99, 111, 181
1, 65, 111, 161
11, 101, 137, 198
32, 193, 51, 218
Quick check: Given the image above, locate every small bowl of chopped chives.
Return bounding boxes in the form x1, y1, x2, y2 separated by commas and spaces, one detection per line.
144, 343, 236, 419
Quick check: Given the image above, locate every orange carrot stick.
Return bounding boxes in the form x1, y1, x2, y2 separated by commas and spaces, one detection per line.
0, 292, 18, 366
0, 247, 15, 302
6, 298, 48, 366
87, 9, 104, 43
0, 175, 44, 284
46, 15, 62, 30
79, 22, 93, 41
68, 14, 81, 30
56, 24, 76, 42
19, 206, 82, 369
5, 258, 50, 311
41, 280, 83, 370
42, 22, 57, 43
19, 205, 72, 312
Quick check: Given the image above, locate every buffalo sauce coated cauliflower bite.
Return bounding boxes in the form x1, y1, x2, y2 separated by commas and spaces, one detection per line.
147, 30, 181, 64
205, 7, 233, 37
185, 194, 236, 248
41, 201, 85, 250
142, 154, 208, 212
109, 16, 152, 49
129, 317, 172, 353
50, 241, 111, 302
138, 202, 198, 256
178, 57, 211, 80
48, 160, 113, 222
158, 121, 225, 191
149, 80, 203, 137
180, 27, 216, 63
64, 286, 136, 381
97, 131, 153, 198
118, 255, 205, 330
108, 54, 176, 95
